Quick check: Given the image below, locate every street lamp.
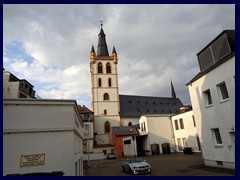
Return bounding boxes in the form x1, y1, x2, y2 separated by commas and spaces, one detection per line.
84, 114, 90, 166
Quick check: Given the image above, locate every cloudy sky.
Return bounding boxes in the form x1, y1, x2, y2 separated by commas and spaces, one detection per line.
3, 4, 235, 109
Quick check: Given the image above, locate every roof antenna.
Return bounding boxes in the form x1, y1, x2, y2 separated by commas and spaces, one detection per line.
100, 18, 103, 27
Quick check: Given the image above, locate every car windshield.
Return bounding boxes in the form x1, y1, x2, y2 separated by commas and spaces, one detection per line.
128, 157, 144, 163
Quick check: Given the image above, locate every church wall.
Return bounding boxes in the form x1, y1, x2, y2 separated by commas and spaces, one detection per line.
121, 117, 139, 126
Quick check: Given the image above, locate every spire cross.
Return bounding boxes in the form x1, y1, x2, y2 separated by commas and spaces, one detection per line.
100, 18, 103, 27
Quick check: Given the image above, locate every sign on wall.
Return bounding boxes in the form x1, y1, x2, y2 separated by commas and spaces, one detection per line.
20, 153, 45, 167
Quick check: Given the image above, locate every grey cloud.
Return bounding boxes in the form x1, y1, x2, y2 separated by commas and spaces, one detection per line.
3, 4, 235, 107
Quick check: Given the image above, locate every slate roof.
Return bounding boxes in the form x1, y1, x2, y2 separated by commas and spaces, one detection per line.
78, 105, 93, 114
111, 126, 139, 136
97, 27, 109, 56
119, 94, 184, 118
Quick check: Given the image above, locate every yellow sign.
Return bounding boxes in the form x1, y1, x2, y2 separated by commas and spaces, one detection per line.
20, 153, 45, 167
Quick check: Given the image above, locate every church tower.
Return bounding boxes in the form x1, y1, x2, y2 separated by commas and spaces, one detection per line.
90, 21, 120, 145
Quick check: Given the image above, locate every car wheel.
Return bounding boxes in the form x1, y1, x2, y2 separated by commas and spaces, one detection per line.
129, 168, 133, 175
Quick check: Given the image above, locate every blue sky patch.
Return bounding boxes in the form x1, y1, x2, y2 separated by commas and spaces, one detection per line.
5, 41, 34, 64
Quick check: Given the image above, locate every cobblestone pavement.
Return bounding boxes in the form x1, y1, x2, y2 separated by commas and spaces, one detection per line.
85, 153, 235, 176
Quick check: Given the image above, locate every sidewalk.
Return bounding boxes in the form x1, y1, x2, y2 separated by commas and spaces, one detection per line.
84, 160, 103, 176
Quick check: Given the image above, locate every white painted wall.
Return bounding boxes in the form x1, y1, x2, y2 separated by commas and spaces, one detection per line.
188, 56, 235, 169
139, 115, 175, 154
122, 136, 137, 157
3, 72, 20, 98
3, 99, 84, 176
171, 110, 200, 152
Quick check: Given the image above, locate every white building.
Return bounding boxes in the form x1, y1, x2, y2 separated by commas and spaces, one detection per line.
187, 30, 235, 169
3, 99, 84, 176
3, 71, 36, 99
171, 110, 201, 153
138, 114, 176, 156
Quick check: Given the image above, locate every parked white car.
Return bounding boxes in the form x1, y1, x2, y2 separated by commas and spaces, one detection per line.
122, 157, 151, 175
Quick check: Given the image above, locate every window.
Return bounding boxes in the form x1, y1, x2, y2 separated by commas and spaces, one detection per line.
174, 120, 179, 130
177, 138, 182, 151
179, 118, 184, 129
143, 122, 146, 131
98, 78, 102, 87
196, 136, 201, 151
141, 123, 143, 131
203, 89, 213, 106
103, 150, 107, 155
98, 62, 103, 73
124, 140, 131, 144
192, 115, 196, 127
106, 62, 111, 73
104, 121, 110, 133
128, 122, 132, 126
217, 82, 229, 101
103, 93, 109, 100
104, 109, 107, 115
212, 128, 222, 145
108, 78, 112, 87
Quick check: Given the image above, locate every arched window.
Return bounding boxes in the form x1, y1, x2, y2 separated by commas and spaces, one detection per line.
128, 122, 133, 126
104, 109, 107, 115
98, 78, 102, 87
98, 62, 103, 73
106, 62, 111, 73
103, 93, 109, 100
105, 121, 110, 133
143, 122, 146, 131
108, 78, 112, 87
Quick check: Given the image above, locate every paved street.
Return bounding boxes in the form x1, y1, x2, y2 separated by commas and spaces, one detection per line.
85, 153, 234, 176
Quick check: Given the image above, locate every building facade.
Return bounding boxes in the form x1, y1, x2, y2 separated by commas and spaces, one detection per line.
187, 30, 235, 169
3, 71, 36, 99
138, 114, 176, 156
171, 110, 201, 152
3, 99, 84, 176
109, 126, 139, 158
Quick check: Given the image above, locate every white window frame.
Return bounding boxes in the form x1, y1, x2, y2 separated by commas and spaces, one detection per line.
217, 82, 229, 102
211, 128, 223, 147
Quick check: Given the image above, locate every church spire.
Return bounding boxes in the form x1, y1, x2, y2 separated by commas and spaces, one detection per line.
90, 44, 95, 54
97, 18, 109, 56
112, 45, 117, 54
171, 79, 176, 99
